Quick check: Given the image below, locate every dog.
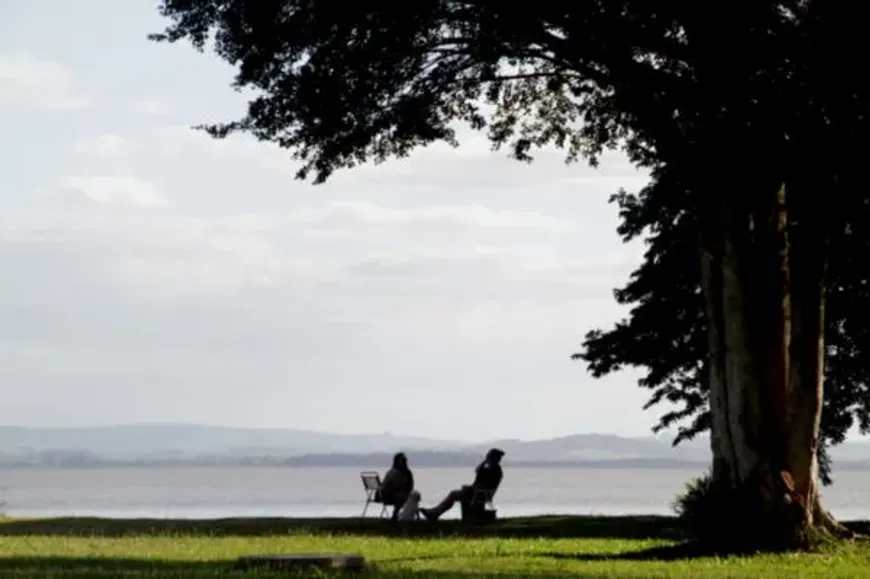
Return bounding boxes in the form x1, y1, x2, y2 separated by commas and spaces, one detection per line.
396, 490, 421, 521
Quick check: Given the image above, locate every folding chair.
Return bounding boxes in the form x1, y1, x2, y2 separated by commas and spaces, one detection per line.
461, 487, 498, 523
360, 471, 389, 518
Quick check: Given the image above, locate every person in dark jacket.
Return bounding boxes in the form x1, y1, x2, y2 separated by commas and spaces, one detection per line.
379, 452, 415, 520
420, 448, 504, 521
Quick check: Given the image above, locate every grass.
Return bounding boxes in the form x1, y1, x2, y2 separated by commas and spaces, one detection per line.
1, 515, 869, 578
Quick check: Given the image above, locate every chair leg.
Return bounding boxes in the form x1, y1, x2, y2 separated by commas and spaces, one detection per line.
362, 499, 371, 518
379, 504, 389, 518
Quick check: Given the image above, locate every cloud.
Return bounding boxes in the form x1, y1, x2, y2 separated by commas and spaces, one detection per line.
0, 52, 90, 109
41, 125, 644, 309
62, 136, 167, 206
338, 249, 634, 303
289, 201, 574, 233
56, 176, 169, 207
72, 134, 126, 158
0, 117, 651, 435
129, 99, 173, 116
0, 206, 286, 310
0, 175, 635, 336
345, 146, 644, 190
144, 123, 649, 193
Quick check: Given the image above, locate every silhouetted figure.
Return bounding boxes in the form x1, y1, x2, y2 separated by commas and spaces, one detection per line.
420, 448, 504, 521
379, 452, 415, 520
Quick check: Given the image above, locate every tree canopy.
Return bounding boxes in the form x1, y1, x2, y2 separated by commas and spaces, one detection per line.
151, 1, 870, 545
151, 1, 754, 181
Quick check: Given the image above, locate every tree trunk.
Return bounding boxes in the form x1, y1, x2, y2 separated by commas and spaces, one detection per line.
698, 183, 840, 551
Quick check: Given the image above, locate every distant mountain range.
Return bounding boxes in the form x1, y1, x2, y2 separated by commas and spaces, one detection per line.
0, 424, 461, 457
1, 423, 869, 468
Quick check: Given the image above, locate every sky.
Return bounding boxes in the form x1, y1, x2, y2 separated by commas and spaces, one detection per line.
0, 0, 661, 442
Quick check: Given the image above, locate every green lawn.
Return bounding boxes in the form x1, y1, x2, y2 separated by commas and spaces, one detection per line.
1, 515, 869, 578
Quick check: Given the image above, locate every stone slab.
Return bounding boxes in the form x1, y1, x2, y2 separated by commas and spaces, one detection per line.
236, 553, 366, 571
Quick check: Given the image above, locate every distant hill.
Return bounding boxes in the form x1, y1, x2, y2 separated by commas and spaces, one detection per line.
0, 424, 462, 459
0, 423, 868, 467
462, 434, 710, 462
284, 450, 706, 469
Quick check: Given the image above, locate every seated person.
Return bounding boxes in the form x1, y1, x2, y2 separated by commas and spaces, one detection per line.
420, 448, 504, 521
379, 452, 414, 520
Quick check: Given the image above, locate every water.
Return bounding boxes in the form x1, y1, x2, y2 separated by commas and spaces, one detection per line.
2, 467, 870, 520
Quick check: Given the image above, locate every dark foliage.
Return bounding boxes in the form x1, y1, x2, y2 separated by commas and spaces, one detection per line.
572, 4, 870, 485
577, 171, 706, 447
576, 172, 870, 485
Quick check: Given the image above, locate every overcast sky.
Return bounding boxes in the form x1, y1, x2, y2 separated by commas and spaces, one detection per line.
0, 0, 667, 441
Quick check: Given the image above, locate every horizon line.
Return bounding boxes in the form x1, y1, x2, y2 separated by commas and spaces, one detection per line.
0, 422, 684, 443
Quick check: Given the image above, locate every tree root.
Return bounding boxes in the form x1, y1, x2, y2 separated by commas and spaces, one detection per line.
814, 504, 856, 540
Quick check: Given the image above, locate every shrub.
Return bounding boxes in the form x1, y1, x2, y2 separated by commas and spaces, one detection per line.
673, 470, 808, 552
673, 470, 748, 549
673, 471, 717, 541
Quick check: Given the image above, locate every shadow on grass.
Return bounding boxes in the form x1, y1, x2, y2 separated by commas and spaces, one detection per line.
534, 524, 870, 563
0, 556, 607, 578
535, 542, 713, 563
0, 515, 686, 541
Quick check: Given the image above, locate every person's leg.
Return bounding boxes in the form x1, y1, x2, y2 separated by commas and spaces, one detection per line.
388, 492, 409, 521
421, 486, 471, 521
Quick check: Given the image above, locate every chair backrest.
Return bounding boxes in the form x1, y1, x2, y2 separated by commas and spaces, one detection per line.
473, 487, 497, 505
360, 471, 381, 492
470, 475, 501, 506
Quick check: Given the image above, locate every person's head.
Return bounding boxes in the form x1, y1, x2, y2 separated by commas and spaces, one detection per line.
392, 452, 408, 470
485, 448, 505, 465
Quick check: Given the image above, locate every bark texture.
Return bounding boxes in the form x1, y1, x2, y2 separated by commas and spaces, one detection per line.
699, 183, 841, 551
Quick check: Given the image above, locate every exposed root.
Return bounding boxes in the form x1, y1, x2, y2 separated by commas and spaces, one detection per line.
814, 504, 856, 540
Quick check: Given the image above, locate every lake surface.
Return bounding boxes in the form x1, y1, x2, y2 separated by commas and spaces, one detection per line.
3, 467, 870, 520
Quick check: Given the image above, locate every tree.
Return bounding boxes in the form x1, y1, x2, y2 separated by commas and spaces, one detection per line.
151, 0, 868, 550
577, 172, 870, 488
